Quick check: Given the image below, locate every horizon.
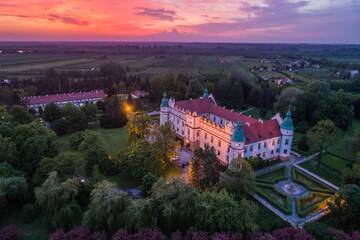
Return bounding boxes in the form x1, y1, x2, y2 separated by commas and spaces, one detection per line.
0, 0, 359, 44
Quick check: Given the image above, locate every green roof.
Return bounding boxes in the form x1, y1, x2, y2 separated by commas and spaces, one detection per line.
161, 91, 169, 107
232, 120, 245, 142
281, 110, 293, 130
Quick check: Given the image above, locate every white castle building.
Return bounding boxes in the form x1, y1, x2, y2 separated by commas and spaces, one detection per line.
160, 89, 293, 165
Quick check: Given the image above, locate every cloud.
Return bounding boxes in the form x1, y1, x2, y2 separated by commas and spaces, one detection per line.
0, 12, 89, 26
135, 7, 176, 21
47, 14, 89, 26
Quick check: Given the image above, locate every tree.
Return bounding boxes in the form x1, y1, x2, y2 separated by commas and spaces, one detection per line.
307, 120, 340, 167
100, 62, 126, 91
33, 152, 86, 186
124, 199, 156, 232
354, 98, 360, 120
81, 104, 98, 123
0, 136, 17, 164
343, 162, 360, 185
150, 178, 198, 233
189, 145, 220, 189
127, 112, 151, 143
0, 176, 28, 208
220, 158, 255, 197
194, 190, 258, 232
229, 81, 244, 109
63, 103, 88, 133
35, 172, 81, 230
152, 123, 178, 165
247, 87, 261, 107
51, 118, 69, 136
83, 180, 131, 233
274, 87, 303, 115
9, 105, 33, 124
141, 173, 159, 197
297, 136, 310, 152
42, 103, 64, 123
100, 96, 128, 129
328, 184, 360, 231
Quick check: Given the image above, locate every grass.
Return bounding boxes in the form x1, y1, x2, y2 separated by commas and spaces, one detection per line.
0, 209, 48, 240
300, 160, 342, 186
92, 127, 128, 156
56, 126, 128, 157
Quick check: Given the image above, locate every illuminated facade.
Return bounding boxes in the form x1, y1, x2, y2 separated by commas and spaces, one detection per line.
160, 90, 293, 165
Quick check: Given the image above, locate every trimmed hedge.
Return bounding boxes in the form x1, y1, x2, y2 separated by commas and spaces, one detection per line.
256, 167, 288, 184
255, 184, 292, 215
292, 168, 335, 192
296, 192, 331, 217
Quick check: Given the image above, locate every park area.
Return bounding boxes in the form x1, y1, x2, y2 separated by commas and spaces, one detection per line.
295, 120, 360, 186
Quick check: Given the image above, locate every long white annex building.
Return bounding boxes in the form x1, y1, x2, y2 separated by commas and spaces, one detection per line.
160, 89, 294, 165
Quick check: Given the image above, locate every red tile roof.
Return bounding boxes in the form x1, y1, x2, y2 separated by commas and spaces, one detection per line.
23, 90, 105, 106
175, 98, 281, 144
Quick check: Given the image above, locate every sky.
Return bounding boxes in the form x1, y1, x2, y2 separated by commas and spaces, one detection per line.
0, 0, 359, 43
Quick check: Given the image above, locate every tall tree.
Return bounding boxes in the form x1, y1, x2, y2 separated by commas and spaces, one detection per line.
9, 105, 33, 124
150, 178, 198, 233
307, 120, 340, 168
42, 103, 64, 123
83, 180, 131, 233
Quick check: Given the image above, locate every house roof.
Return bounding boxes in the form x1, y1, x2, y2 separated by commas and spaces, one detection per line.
23, 90, 106, 106
175, 98, 281, 144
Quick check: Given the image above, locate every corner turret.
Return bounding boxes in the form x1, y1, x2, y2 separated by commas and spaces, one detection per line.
160, 91, 170, 125
279, 107, 294, 160
229, 120, 245, 163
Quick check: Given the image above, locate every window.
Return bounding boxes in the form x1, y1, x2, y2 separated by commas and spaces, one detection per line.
188, 129, 190, 135
197, 130, 200, 137
250, 145, 253, 151
181, 130, 184, 135
227, 147, 230, 152
271, 150, 274, 154
177, 118, 179, 124
277, 139, 280, 144
244, 147, 247, 153
176, 127, 179, 132
205, 133, 207, 139
277, 149, 279, 153
226, 155, 229, 161
182, 121, 184, 126
272, 141, 275, 146
258, 143, 261, 150
263, 153, 266, 157
220, 119, 223, 124
211, 136, 213, 143
218, 140, 221, 147
217, 151, 220, 156
285, 139, 289, 145
284, 149, 288, 154
264, 142, 267, 148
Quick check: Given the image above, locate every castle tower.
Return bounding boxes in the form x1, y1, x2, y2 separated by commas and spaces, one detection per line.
279, 108, 294, 160
160, 91, 169, 125
229, 120, 245, 163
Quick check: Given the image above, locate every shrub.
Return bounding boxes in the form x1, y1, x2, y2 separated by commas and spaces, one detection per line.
0, 225, 20, 240
48, 229, 66, 240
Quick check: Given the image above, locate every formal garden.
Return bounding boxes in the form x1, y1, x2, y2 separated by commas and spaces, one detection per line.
254, 164, 337, 225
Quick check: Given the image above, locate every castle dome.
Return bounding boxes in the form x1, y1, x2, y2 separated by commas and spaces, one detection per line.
281, 109, 293, 131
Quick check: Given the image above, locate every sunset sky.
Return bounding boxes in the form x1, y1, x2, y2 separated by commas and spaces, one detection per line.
0, 0, 359, 43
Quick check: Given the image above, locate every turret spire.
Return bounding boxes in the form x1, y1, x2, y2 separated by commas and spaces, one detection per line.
161, 91, 169, 107
281, 106, 293, 130
203, 87, 209, 98
232, 120, 246, 142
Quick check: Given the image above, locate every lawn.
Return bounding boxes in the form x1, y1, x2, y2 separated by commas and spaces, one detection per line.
56, 126, 128, 157
300, 159, 343, 186
92, 127, 128, 156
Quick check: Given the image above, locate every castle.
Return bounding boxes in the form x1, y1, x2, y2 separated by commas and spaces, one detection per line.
160, 89, 293, 165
